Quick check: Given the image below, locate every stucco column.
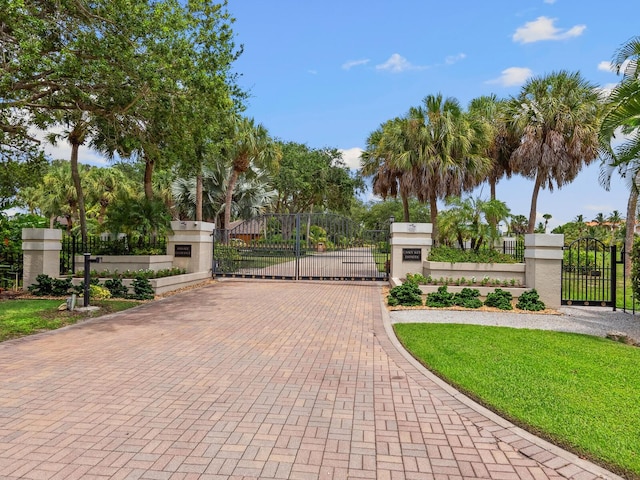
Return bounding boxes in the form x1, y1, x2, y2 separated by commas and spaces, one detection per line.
390, 223, 432, 281
167, 221, 215, 274
524, 233, 564, 309
21, 228, 62, 290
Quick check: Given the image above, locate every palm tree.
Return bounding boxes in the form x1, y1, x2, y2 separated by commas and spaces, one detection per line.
509, 71, 602, 233
360, 119, 415, 222
542, 213, 552, 233
222, 116, 281, 231
599, 36, 640, 272
85, 166, 135, 226
395, 94, 492, 240
467, 95, 519, 201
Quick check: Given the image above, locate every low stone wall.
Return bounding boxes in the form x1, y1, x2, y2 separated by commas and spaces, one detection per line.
389, 277, 527, 300
74, 255, 174, 273
423, 261, 526, 286
69, 271, 211, 296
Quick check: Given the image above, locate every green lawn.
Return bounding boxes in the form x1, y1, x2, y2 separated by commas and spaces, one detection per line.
0, 299, 139, 342
394, 323, 640, 478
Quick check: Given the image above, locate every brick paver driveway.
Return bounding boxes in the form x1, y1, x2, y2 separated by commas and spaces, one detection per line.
0, 281, 620, 479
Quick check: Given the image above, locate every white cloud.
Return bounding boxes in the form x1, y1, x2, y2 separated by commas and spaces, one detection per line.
486, 67, 533, 87
513, 16, 586, 43
596, 83, 619, 97
598, 61, 613, 72
445, 53, 466, 65
543, 0, 557, 4
376, 53, 425, 73
30, 126, 109, 166
342, 59, 370, 70
308, 69, 318, 75
338, 147, 363, 170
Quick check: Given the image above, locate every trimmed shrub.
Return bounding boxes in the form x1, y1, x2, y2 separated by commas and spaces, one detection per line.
426, 285, 455, 308
131, 277, 154, 300
387, 282, 423, 307
453, 288, 483, 309
28, 274, 74, 296
484, 288, 513, 310
516, 289, 546, 311
103, 278, 130, 298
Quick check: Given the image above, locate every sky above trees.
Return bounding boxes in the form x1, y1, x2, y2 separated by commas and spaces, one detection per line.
225, 0, 640, 229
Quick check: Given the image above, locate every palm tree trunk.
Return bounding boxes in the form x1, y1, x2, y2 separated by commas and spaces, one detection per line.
625, 184, 638, 274
195, 173, 203, 222
69, 141, 87, 244
429, 194, 438, 243
528, 174, 543, 234
490, 178, 497, 201
401, 194, 410, 222
224, 169, 240, 235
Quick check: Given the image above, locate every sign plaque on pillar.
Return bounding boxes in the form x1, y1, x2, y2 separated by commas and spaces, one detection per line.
402, 248, 422, 261
174, 244, 192, 258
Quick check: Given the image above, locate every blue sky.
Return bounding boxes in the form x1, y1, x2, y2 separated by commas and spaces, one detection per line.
226, 0, 640, 230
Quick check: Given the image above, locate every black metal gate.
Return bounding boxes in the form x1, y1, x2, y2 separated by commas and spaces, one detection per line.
561, 237, 616, 307
213, 213, 389, 281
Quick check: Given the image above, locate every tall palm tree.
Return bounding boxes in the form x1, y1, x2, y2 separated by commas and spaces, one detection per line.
600, 36, 640, 272
467, 95, 519, 201
509, 71, 602, 233
360, 119, 415, 221
397, 94, 492, 240
222, 116, 281, 231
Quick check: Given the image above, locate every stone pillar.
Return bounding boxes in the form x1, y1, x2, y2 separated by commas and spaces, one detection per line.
390, 223, 432, 280
524, 233, 564, 309
21, 228, 63, 290
167, 221, 215, 274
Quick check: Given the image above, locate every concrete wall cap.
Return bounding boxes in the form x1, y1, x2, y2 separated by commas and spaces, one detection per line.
391, 223, 432, 234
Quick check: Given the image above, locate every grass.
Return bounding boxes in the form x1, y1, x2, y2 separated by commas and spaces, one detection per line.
394, 323, 640, 479
0, 298, 140, 342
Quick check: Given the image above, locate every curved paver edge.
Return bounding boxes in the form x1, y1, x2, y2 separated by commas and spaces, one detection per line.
377, 294, 626, 480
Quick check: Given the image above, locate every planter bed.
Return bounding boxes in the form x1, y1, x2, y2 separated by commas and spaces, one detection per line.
68, 271, 211, 296
423, 260, 525, 286
390, 277, 527, 301
73, 255, 174, 273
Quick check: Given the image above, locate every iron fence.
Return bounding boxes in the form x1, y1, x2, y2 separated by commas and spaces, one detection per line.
0, 251, 23, 290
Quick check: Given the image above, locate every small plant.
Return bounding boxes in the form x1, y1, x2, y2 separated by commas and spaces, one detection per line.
484, 288, 513, 310
28, 274, 74, 296
425, 285, 455, 308
453, 288, 483, 309
130, 277, 155, 300
87, 284, 111, 300
516, 289, 546, 311
405, 272, 428, 284
387, 282, 423, 307
104, 278, 130, 298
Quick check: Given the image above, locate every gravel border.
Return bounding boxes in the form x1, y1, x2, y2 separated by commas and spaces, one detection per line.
390, 305, 640, 344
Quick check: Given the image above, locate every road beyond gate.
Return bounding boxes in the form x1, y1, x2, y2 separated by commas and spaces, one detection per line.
0, 281, 621, 479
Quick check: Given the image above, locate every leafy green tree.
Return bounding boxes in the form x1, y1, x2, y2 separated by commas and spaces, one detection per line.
273, 142, 362, 215
356, 199, 430, 230
509, 71, 602, 233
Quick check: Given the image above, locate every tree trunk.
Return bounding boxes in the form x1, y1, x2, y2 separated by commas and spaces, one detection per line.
69, 141, 87, 244
224, 169, 239, 235
625, 182, 638, 274
401, 194, 410, 222
527, 174, 543, 234
195, 173, 203, 222
429, 194, 438, 244
490, 178, 496, 201
144, 156, 154, 201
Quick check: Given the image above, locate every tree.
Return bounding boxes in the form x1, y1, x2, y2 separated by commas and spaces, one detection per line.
361, 118, 416, 222
467, 95, 519, 201
273, 142, 363, 215
509, 71, 602, 233
542, 213, 552, 233
599, 36, 640, 272
509, 214, 529, 236
222, 116, 281, 230
399, 94, 492, 240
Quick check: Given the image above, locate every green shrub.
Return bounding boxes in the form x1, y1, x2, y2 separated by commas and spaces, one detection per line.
131, 277, 154, 300
426, 285, 455, 308
484, 288, 513, 310
387, 282, 423, 307
405, 272, 429, 284
88, 284, 111, 300
428, 246, 518, 264
453, 288, 483, 309
28, 274, 74, 296
516, 289, 546, 311
214, 245, 241, 273
103, 278, 130, 298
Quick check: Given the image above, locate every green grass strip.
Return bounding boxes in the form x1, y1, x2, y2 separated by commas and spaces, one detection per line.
394, 323, 640, 478
0, 299, 139, 342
